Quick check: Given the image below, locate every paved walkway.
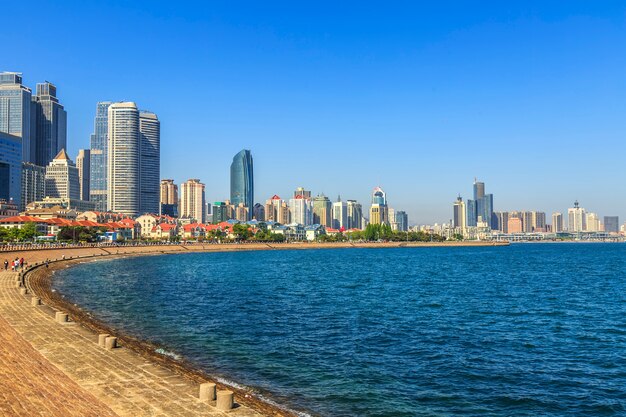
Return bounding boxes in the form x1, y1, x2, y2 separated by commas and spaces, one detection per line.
0, 260, 264, 416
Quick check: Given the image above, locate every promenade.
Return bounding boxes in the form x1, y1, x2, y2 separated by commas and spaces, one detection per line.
0, 246, 267, 417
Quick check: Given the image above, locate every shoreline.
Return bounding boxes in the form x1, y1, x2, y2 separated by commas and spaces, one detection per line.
13, 241, 508, 417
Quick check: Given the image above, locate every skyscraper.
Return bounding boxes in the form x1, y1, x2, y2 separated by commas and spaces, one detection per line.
230, 149, 253, 220
452, 196, 466, 229
604, 216, 619, 233
180, 179, 206, 223
45, 149, 79, 200
139, 111, 160, 214
395, 211, 408, 232
332, 196, 348, 229
494, 211, 509, 233
0, 72, 32, 163
466, 199, 477, 227
567, 201, 586, 232
290, 195, 313, 226
346, 200, 363, 230
107, 102, 140, 216
552, 212, 564, 233
21, 163, 45, 211
76, 149, 90, 201
160, 179, 178, 217
107, 102, 160, 216
31, 82, 67, 166
313, 194, 332, 227
89, 101, 112, 211
0, 131, 21, 205
473, 179, 485, 200
253, 202, 265, 221
369, 187, 388, 225
294, 187, 311, 199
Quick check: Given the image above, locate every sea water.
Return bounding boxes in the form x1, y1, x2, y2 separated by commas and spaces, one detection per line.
53, 244, 626, 416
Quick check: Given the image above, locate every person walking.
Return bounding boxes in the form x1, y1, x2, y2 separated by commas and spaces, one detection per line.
3, 260, 8, 270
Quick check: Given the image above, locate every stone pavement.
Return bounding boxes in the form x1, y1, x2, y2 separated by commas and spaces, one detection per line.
0, 261, 265, 417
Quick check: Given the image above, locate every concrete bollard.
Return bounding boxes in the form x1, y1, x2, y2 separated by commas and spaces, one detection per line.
98, 333, 110, 347
31, 297, 41, 306
199, 382, 217, 401
55, 312, 68, 323
216, 390, 234, 410
105, 336, 118, 350
19, 288, 28, 295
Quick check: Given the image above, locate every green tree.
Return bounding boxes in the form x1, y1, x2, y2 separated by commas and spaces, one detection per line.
18, 222, 39, 241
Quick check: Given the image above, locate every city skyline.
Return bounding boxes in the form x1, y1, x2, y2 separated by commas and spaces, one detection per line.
4, 2, 626, 223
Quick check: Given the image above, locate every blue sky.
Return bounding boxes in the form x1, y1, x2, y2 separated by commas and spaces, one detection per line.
5, 1, 626, 224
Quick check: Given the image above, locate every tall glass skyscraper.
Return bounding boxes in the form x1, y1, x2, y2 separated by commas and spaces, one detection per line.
0, 72, 32, 163
139, 111, 160, 214
0, 131, 22, 205
89, 101, 112, 211
230, 149, 254, 219
31, 82, 66, 166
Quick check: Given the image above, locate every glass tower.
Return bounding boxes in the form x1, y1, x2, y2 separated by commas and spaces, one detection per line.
0, 131, 22, 205
139, 111, 160, 214
0, 72, 32, 163
230, 149, 254, 219
89, 101, 112, 211
31, 82, 67, 166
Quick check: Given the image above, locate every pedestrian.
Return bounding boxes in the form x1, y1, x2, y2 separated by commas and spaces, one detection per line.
19, 257, 24, 269
3, 260, 8, 270
45, 259, 49, 268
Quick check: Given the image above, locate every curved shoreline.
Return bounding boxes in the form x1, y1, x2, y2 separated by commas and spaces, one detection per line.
13, 241, 507, 416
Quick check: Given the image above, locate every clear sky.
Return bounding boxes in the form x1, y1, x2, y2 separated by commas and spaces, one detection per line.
5, 1, 626, 224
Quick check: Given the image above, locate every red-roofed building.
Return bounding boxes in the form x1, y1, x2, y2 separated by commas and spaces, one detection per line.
151, 223, 178, 240
0, 216, 50, 235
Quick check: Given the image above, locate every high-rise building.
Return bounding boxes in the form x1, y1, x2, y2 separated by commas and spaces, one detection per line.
585, 212, 601, 232
253, 202, 265, 221
31, 82, 67, 166
160, 179, 178, 217
532, 211, 547, 232
139, 111, 160, 214
89, 101, 112, 211
313, 194, 332, 227
0, 131, 22, 206
332, 196, 348, 229
466, 199, 477, 227
213, 201, 233, 223
76, 149, 90, 201
521, 211, 533, 233
494, 211, 509, 233
567, 201, 586, 232
180, 179, 206, 223
604, 216, 619, 233
230, 149, 253, 220
508, 217, 523, 233
45, 149, 79, 200
107, 102, 160, 216
473, 179, 485, 200
552, 212, 564, 233
107, 102, 140, 216
452, 196, 466, 229
369, 187, 388, 225
21, 162, 45, 211
0, 72, 32, 162
395, 210, 408, 232
290, 195, 313, 226
235, 203, 249, 222
294, 187, 311, 199
264, 196, 290, 224
346, 200, 362, 230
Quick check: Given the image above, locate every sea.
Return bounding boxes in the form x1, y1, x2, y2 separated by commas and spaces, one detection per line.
52, 244, 626, 416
